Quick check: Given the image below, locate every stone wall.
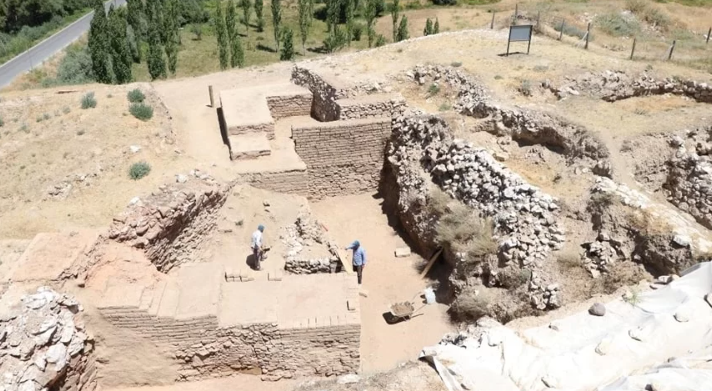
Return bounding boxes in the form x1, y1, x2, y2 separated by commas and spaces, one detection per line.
409, 65, 611, 175
266, 94, 312, 120
555, 70, 712, 103
292, 118, 390, 199
1, 287, 96, 391
107, 178, 231, 272
284, 258, 342, 274
239, 169, 310, 197
291, 66, 353, 121
387, 110, 566, 309
336, 94, 406, 120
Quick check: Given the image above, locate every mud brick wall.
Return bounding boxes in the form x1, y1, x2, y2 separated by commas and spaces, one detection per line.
292, 118, 391, 199
239, 169, 310, 197
336, 96, 405, 120
107, 181, 230, 272
267, 94, 313, 120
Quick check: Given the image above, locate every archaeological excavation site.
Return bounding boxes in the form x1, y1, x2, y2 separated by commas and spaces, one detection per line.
3, 22, 712, 391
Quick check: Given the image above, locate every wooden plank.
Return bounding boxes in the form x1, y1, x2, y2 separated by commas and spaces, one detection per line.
336, 247, 353, 275
420, 248, 443, 279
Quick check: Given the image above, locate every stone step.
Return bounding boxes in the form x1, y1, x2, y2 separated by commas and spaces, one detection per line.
229, 133, 272, 161
156, 280, 180, 319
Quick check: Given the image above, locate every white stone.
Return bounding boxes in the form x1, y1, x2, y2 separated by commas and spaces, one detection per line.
129, 197, 141, 205
394, 247, 411, 258
673, 235, 691, 247
129, 145, 141, 153
45, 343, 67, 364
176, 174, 188, 183
337, 374, 360, 384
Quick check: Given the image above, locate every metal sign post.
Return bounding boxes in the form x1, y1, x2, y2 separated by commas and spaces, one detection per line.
506, 25, 533, 56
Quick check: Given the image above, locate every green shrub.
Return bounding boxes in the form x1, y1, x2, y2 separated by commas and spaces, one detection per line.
595, 13, 640, 37
643, 7, 670, 30
554, 21, 588, 38
127, 88, 146, 103
62, 106, 71, 114
432, 0, 457, 5
0, 116, 4, 127
375, 34, 387, 47
451, 61, 462, 67
427, 83, 440, 96
352, 23, 363, 41
81, 92, 97, 109
129, 103, 154, 121
129, 161, 151, 180
55, 44, 95, 85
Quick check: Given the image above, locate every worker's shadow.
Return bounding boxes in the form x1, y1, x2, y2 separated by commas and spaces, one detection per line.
245, 254, 257, 270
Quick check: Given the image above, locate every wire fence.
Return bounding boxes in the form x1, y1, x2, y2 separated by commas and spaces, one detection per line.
479, 3, 711, 70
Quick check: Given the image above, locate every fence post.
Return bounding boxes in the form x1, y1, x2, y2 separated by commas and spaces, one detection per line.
668, 40, 676, 60
491, 11, 496, 29
209, 85, 215, 108
707, 27, 711, 44
514, 3, 518, 23
536, 11, 541, 30
584, 22, 591, 49
630, 37, 636, 60
559, 20, 565, 40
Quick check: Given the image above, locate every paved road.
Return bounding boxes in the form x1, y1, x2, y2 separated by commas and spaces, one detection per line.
0, 0, 126, 88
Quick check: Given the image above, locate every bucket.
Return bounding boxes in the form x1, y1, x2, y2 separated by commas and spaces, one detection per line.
424, 287, 436, 304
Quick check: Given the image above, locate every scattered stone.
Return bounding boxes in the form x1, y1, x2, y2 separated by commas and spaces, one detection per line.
129, 145, 141, 153
595, 338, 611, 355
394, 247, 411, 258
176, 174, 188, 183
337, 374, 360, 384
588, 303, 606, 316
494, 151, 509, 162
359, 288, 369, 298
263, 200, 271, 207
672, 235, 691, 248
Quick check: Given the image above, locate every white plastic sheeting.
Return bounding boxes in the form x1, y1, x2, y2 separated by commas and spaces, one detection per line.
421, 262, 712, 391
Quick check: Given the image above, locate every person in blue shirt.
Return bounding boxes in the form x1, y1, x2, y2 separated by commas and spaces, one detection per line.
345, 240, 366, 285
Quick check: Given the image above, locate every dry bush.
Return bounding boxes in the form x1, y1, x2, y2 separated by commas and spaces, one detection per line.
498, 267, 532, 290
589, 191, 618, 210
557, 250, 585, 272
449, 286, 491, 321
426, 186, 453, 217
435, 201, 497, 258
626, 208, 672, 236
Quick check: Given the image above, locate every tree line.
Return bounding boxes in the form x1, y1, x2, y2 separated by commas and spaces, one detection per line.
0, 0, 93, 33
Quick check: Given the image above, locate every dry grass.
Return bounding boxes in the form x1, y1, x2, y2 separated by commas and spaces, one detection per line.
449, 286, 491, 321
433, 195, 498, 258
626, 208, 673, 236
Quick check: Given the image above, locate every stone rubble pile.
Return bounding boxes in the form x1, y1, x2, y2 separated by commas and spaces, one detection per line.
1, 287, 95, 391
389, 110, 565, 308
282, 210, 341, 274
582, 231, 625, 275
107, 174, 230, 272
408, 65, 611, 172
46, 170, 102, 201
555, 70, 712, 103
664, 126, 712, 230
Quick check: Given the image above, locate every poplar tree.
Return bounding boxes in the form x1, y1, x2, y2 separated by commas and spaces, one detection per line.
88, 0, 112, 84
226, 0, 245, 67
215, 1, 230, 69
147, 2, 167, 80
126, 0, 143, 62
434, 18, 440, 34
298, 0, 310, 54
364, 0, 377, 47
345, 0, 354, 46
280, 28, 295, 61
390, 0, 399, 42
165, 0, 180, 75
255, 0, 265, 32
396, 15, 409, 42
424, 18, 433, 36
108, 5, 132, 83
240, 0, 252, 36
271, 0, 282, 51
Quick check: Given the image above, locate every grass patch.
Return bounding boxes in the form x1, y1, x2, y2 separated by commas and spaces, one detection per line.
438, 102, 452, 111
81, 92, 97, 109
553, 20, 588, 39
427, 83, 441, 97
19, 123, 28, 133
129, 103, 154, 121
0, 116, 3, 127
62, 106, 71, 114
129, 161, 151, 180
127, 88, 146, 103
595, 13, 640, 37
450, 61, 463, 67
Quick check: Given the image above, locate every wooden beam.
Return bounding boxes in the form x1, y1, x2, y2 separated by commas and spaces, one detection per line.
420, 248, 443, 279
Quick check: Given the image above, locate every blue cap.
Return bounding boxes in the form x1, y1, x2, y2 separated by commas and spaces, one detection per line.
258, 224, 265, 232
350, 240, 360, 248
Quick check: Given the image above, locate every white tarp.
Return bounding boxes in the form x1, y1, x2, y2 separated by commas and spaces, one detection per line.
421, 262, 712, 391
